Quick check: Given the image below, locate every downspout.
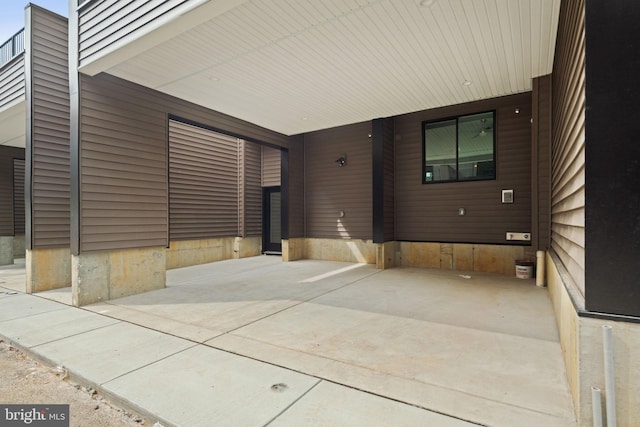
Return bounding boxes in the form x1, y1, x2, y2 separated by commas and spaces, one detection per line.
602, 325, 617, 427
591, 386, 603, 427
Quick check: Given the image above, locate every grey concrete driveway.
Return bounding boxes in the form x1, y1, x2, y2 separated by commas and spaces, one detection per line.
2, 257, 576, 426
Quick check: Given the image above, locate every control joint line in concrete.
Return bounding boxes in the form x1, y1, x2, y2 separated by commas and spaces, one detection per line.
28, 322, 122, 349
223, 269, 383, 335
99, 343, 200, 386
262, 379, 322, 426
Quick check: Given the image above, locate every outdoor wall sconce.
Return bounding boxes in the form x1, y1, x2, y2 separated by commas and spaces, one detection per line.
458, 207, 466, 216
336, 156, 346, 167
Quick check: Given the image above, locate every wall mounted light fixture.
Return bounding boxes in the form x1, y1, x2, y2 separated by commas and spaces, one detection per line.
336, 156, 346, 167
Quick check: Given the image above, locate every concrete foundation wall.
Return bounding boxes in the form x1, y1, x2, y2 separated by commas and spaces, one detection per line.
304, 238, 376, 264
234, 237, 261, 259
376, 241, 396, 269
0, 236, 12, 266
166, 237, 261, 270
26, 248, 71, 293
73, 247, 165, 306
547, 252, 640, 426
282, 238, 304, 262
166, 238, 235, 270
398, 242, 528, 276
13, 235, 25, 258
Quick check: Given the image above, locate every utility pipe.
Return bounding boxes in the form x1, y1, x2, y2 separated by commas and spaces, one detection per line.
603, 325, 617, 427
591, 386, 603, 427
536, 250, 545, 287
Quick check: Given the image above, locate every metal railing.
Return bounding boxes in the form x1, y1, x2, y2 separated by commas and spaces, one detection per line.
0, 28, 25, 68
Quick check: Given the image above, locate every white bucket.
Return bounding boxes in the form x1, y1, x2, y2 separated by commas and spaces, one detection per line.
515, 260, 534, 279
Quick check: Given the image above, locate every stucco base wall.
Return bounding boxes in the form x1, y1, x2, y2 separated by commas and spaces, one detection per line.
304, 238, 376, 264
72, 247, 165, 306
13, 235, 25, 258
547, 252, 640, 427
166, 238, 235, 270
398, 242, 528, 276
282, 238, 304, 261
0, 236, 13, 266
26, 248, 71, 293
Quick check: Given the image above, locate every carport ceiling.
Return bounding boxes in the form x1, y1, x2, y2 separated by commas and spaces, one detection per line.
97, 0, 561, 136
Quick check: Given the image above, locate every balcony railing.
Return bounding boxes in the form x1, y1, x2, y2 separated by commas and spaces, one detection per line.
0, 29, 25, 68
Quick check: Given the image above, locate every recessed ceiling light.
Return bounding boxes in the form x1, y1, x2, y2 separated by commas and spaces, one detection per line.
419, 0, 435, 7
302, 117, 308, 121
462, 80, 472, 86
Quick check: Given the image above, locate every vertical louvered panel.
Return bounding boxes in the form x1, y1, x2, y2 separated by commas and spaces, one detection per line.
394, 93, 532, 244
0, 147, 24, 235
262, 146, 281, 187
244, 142, 262, 237
13, 158, 25, 234
29, 6, 70, 248
77, 73, 289, 252
305, 122, 372, 240
287, 135, 305, 238
0, 55, 25, 110
383, 118, 394, 241
169, 120, 238, 240
551, 0, 585, 294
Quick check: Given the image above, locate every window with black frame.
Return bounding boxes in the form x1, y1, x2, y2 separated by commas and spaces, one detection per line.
423, 111, 496, 183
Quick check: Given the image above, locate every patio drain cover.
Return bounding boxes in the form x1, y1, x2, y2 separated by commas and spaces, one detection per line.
271, 383, 288, 392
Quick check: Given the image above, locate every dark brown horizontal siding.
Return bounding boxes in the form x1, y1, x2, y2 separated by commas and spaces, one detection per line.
262, 146, 281, 187
13, 159, 25, 235
79, 75, 167, 251
79, 0, 188, 66
0, 54, 25, 110
77, 73, 289, 252
533, 75, 552, 251
383, 118, 395, 241
287, 135, 304, 238
305, 122, 372, 240
169, 120, 238, 240
243, 142, 262, 237
0, 147, 24, 236
29, 6, 70, 248
395, 93, 532, 244
551, 0, 585, 294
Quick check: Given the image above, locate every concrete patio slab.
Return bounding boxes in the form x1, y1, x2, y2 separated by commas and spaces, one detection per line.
86, 258, 380, 337
0, 258, 577, 426
0, 294, 67, 321
268, 380, 478, 427
0, 261, 27, 294
0, 306, 119, 347
31, 322, 196, 384
102, 345, 320, 427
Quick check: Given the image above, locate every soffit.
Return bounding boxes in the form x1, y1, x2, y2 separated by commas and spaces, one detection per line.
104, 0, 560, 136
0, 101, 26, 148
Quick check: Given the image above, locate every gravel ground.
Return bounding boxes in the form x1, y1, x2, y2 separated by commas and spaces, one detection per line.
0, 340, 150, 427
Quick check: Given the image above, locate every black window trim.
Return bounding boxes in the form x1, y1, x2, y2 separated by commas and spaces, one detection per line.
422, 109, 497, 184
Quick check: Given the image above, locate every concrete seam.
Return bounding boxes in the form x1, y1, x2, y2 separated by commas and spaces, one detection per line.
223, 269, 382, 335
261, 379, 322, 427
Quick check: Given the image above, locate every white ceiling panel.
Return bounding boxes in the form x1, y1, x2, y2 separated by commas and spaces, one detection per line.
0, 101, 26, 148
103, 0, 561, 135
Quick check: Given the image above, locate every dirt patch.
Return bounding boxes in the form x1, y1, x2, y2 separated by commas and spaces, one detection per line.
0, 340, 150, 427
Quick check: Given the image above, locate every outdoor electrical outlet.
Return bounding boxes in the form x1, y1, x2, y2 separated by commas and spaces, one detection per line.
506, 232, 531, 241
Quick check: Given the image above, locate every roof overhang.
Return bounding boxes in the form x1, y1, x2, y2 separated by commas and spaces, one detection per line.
79, 0, 561, 135
0, 100, 26, 148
